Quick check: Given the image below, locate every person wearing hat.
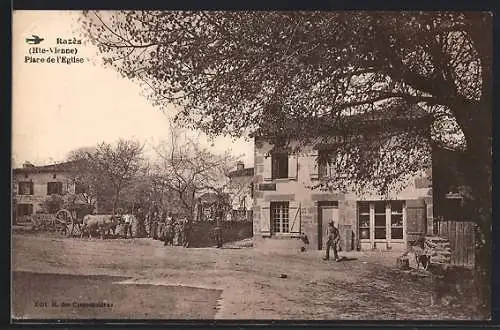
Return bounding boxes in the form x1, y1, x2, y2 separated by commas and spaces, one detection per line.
323, 220, 341, 261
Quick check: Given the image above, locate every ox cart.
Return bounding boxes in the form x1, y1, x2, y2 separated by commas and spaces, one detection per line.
30, 209, 84, 236
31, 213, 68, 234
55, 208, 84, 236
30, 205, 91, 237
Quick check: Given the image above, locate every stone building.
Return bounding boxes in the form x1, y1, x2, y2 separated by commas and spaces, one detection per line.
12, 161, 79, 220
252, 138, 433, 252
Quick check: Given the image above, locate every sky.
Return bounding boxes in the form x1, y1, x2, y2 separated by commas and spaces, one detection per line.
12, 11, 254, 169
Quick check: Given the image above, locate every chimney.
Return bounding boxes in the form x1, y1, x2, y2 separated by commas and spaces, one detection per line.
236, 161, 244, 171
23, 161, 35, 168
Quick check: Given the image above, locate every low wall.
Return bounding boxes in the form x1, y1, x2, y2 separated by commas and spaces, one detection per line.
189, 221, 253, 248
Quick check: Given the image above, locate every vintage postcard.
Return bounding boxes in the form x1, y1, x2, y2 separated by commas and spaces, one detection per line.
11, 10, 492, 321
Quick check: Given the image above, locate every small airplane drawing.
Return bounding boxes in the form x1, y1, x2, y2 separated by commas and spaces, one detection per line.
26, 35, 44, 44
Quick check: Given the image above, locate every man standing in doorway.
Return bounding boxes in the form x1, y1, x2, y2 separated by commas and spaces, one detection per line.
323, 220, 341, 261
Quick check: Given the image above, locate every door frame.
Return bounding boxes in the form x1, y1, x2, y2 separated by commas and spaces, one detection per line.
317, 201, 339, 250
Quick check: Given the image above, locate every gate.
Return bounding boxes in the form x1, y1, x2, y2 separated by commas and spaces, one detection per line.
436, 219, 475, 267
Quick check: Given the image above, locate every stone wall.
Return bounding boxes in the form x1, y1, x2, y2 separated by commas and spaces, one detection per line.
189, 221, 253, 248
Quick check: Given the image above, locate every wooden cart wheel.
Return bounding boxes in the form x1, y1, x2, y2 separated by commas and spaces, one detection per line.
55, 209, 72, 236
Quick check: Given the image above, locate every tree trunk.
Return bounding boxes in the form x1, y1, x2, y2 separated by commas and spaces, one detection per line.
112, 186, 121, 217
461, 121, 491, 317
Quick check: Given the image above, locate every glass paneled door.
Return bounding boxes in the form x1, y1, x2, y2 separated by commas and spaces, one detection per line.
358, 201, 406, 250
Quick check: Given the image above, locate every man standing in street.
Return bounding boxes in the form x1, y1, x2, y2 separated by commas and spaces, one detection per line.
213, 218, 223, 248
164, 214, 174, 246
174, 218, 182, 246
182, 218, 191, 248
123, 211, 133, 239
157, 209, 165, 242
323, 220, 341, 261
151, 211, 159, 240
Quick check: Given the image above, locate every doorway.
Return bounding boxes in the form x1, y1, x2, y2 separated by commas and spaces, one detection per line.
317, 201, 339, 250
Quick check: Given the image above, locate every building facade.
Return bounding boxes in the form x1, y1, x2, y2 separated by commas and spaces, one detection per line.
252, 138, 433, 252
227, 161, 255, 221
12, 161, 79, 220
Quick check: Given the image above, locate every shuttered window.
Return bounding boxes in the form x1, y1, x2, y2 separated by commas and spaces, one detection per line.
271, 153, 288, 179
318, 150, 334, 179
47, 182, 63, 195
18, 182, 33, 195
271, 201, 289, 233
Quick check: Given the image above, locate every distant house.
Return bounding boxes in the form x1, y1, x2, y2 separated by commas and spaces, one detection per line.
227, 161, 255, 222
12, 161, 80, 221
194, 192, 231, 222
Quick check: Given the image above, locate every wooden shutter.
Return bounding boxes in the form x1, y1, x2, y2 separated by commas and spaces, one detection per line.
309, 151, 319, 180
289, 202, 301, 236
263, 155, 272, 181
29, 182, 34, 195
288, 153, 298, 180
406, 199, 427, 242
260, 206, 271, 236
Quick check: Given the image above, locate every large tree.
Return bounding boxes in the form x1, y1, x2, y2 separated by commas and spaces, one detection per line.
92, 139, 145, 216
66, 146, 109, 212
151, 122, 236, 220
82, 11, 492, 312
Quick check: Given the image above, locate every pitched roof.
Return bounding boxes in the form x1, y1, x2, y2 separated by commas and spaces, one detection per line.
254, 103, 430, 140
228, 167, 254, 178
12, 160, 80, 174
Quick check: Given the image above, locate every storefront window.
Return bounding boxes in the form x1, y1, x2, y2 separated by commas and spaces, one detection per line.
390, 201, 404, 239
358, 202, 370, 240
358, 200, 405, 241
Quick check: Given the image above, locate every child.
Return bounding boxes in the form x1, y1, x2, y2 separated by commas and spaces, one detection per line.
299, 232, 309, 252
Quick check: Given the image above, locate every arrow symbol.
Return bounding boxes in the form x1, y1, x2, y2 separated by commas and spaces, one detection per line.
26, 35, 44, 45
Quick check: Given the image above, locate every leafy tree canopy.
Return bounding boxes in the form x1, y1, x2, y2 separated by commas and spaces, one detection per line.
81, 10, 491, 196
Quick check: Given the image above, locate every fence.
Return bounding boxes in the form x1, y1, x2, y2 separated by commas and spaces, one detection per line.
231, 210, 253, 222
436, 219, 475, 267
189, 220, 253, 248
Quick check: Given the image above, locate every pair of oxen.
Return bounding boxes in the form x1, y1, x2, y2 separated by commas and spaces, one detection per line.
80, 214, 133, 239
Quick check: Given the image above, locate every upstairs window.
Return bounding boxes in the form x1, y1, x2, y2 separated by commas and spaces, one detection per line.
75, 182, 86, 194
271, 152, 288, 179
318, 150, 335, 179
47, 182, 63, 195
18, 182, 33, 195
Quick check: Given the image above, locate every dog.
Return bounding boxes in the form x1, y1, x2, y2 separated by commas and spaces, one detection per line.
414, 247, 431, 271
403, 238, 431, 271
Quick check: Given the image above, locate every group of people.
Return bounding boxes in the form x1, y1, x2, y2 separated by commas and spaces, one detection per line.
112, 206, 225, 248
146, 211, 191, 247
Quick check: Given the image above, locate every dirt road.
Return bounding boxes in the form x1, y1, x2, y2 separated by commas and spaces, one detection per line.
12, 233, 485, 320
